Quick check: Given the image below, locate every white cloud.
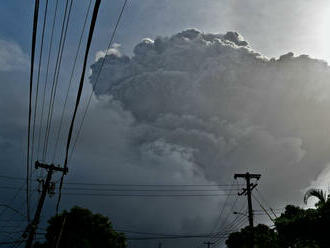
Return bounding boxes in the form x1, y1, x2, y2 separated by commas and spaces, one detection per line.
0, 39, 28, 71
95, 43, 122, 62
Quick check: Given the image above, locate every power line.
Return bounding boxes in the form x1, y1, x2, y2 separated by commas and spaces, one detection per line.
205, 200, 247, 247
255, 188, 278, 218
30, 0, 49, 184
52, 0, 93, 164
43, 0, 73, 161
117, 229, 226, 237
251, 193, 274, 223
38, 0, 59, 161
0, 174, 242, 187
212, 182, 237, 232
50, 0, 76, 164
27, 0, 40, 223
196, 181, 239, 248
61, 192, 237, 197
211, 208, 249, 247
208, 181, 236, 235
214, 218, 248, 248
56, 0, 102, 213
60, 187, 239, 192
69, 0, 129, 162
0, 185, 240, 193
63, 182, 241, 187
126, 234, 231, 241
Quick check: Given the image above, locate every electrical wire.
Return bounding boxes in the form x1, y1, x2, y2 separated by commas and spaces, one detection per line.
69, 0, 129, 162
27, 0, 40, 223
52, 0, 93, 164
209, 181, 236, 234
61, 192, 237, 197
43, 0, 72, 161
50, 0, 76, 164
0, 185, 240, 193
63, 182, 242, 187
215, 218, 248, 248
60, 187, 239, 192
255, 188, 278, 218
126, 234, 230, 241
38, 0, 59, 161
252, 193, 274, 223
0, 174, 242, 187
30, 0, 49, 183
56, 0, 102, 213
212, 213, 248, 247
199, 181, 239, 248
204, 201, 247, 247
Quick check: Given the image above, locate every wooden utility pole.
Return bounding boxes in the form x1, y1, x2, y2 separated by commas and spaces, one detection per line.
203, 241, 214, 248
23, 161, 67, 248
234, 172, 261, 248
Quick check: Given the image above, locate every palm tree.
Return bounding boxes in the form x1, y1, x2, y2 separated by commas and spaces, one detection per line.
303, 188, 328, 207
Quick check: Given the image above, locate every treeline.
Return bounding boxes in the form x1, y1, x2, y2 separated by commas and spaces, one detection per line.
226, 189, 330, 248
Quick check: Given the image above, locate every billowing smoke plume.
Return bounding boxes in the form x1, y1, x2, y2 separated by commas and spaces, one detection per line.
81, 29, 330, 245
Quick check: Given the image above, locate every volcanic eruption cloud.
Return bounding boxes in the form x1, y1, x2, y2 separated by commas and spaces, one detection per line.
86, 29, 330, 226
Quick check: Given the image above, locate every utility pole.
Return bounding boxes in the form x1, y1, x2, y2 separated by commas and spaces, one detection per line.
203, 241, 214, 248
234, 172, 261, 248
23, 161, 67, 248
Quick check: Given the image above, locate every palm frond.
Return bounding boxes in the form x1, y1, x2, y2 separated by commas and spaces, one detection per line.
303, 188, 327, 205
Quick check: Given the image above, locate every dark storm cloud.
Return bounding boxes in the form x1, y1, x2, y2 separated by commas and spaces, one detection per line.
88, 29, 330, 214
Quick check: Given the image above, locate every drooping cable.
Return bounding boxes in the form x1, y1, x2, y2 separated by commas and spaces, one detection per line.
56, 0, 102, 213
48, 0, 75, 164
255, 188, 278, 218
30, 0, 49, 212
212, 206, 248, 246
209, 181, 235, 233
52, 0, 92, 163
26, 0, 40, 222
252, 193, 274, 223
69, 0, 129, 162
194, 181, 237, 248
38, 0, 60, 161
43, 0, 72, 161
209, 193, 240, 245
201, 200, 247, 247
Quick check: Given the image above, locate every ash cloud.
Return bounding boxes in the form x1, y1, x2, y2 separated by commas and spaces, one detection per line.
74, 29, 330, 246
90, 29, 330, 191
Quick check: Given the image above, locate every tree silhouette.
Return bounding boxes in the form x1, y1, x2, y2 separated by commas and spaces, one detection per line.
34, 206, 126, 248
226, 224, 280, 248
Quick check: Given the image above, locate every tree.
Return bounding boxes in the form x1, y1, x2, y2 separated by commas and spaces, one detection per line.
225, 224, 280, 248
275, 204, 330, 248
34, 206, 126, 248
225, 191, 330, 248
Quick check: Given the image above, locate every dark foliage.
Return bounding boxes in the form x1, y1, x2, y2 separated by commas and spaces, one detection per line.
34, 206, 126, 248
226, 197, 330, 247
226, 224, 279, 248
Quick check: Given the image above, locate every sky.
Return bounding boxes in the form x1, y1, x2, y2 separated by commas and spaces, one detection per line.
1, 0, 330, 247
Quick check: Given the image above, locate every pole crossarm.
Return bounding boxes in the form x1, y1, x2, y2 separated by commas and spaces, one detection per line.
234, 173, 261, 180
35, 161, 68, 174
